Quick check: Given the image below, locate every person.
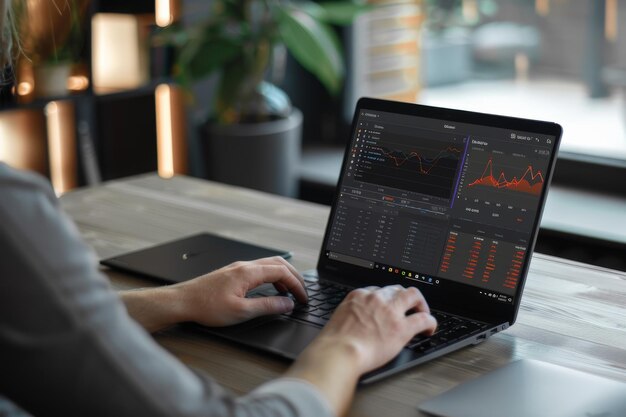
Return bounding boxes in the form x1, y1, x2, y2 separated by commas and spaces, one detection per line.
0, 3, 437, 416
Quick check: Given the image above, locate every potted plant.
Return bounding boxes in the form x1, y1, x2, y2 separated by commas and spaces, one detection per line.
15, 0, 89, 98
159, 0, 367, 196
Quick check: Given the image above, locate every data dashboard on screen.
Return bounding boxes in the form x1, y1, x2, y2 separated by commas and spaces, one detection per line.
324, 109, 557, 303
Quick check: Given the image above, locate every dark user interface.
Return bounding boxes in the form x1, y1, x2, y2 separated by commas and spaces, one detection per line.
324, 109, 556, 304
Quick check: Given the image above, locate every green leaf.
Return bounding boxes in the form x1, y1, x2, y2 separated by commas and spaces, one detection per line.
178, 37, 241, 82
276, 6, 344, 96
215, 60, 251, 123
152, 27, 189, 48
314, 2, 372, 25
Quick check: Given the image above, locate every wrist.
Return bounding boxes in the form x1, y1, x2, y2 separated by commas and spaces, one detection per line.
286, 336, 362, 416
300, 335, 364, 374
165, 285, 193, 324
120, 286, 189, 332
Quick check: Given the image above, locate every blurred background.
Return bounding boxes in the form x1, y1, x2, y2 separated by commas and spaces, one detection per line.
0, 0, 624, 269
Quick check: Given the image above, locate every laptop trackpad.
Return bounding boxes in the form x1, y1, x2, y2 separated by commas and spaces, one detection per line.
242, 318, 321, 358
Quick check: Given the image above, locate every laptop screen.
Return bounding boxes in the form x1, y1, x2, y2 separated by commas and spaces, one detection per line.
322, 105, 559, 307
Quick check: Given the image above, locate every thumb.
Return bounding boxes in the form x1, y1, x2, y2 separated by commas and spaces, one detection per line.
244, 296, 295, 318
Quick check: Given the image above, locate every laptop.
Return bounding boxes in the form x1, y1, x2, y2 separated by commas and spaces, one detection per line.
418, 359, 626, 417
101, 233, 291, 283
173, 98, 564, 383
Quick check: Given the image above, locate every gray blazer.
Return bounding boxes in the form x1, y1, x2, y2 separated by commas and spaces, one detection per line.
0, 163, 333, 417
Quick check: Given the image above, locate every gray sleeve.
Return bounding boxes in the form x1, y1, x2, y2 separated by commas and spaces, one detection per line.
0, 164, 334, 417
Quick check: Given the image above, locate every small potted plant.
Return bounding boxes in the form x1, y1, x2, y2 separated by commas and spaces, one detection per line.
15, 0, 89, 98
159, 0, 367, 196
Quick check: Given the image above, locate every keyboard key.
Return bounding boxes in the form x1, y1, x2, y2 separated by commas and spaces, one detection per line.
327, 296, 345, 304
406, 311, 488, 354
431, 311, 450, 322
433, 321, 454, 334
282, 280, 354, 326
316, 303, 336, 311
293, 304, 315, 313
290, 308, 318, 318
407, 336, 428, 349
413, 343, 435, 354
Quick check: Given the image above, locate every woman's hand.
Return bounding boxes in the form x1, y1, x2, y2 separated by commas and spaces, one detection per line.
316, 285, 436, 373
286, 285, 437, 416
173, 256, 308, 327
121, 261, 437, 417
119, 256, 307, 332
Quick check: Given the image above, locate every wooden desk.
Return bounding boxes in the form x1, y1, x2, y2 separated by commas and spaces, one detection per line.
61, 174, 626, 417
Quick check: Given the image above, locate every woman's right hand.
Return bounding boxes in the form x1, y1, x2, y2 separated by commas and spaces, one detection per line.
286, 285, 437, 416
312, 285, 437, 374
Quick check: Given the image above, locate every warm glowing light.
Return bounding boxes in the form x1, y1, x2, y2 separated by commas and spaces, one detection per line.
92, 13, 151, 93
0, 110, 48, 174
45, 102, 64, 195
462, 0, 478, 22
67, 75, 90, 92
45, 101, 77, 195
515, 52, 530, 82
45, 102, 58, 116
155, 0, 174, 27
535, 0, 549, 17
17, 82, 34, 96
155, 84, 175, 178
605, 0, 618, 42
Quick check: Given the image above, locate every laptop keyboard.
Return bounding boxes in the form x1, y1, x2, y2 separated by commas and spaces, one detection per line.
250, 279, 488, 354
287, 280, 350, 325
406, 311, 487, 354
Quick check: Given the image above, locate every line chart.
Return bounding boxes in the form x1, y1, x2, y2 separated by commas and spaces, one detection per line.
355, 138, 463, 199
467, 157, 544, 195
376, 146, 462, 174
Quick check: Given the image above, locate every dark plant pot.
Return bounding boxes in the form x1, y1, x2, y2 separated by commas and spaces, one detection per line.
204, 109, 303, 197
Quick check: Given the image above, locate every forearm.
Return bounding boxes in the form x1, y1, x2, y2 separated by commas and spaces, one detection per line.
286, 338, 362, 417
119, 286, 188, 332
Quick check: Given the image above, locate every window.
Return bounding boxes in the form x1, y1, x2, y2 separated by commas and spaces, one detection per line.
417, 0, 626, 162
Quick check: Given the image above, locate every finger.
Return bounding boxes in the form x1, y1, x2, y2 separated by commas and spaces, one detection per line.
347, 286, 378, 301
252, 257, 308, 298
242, 264, 308, 303
368, 285, 404, 304
385, 284, 403, 291
273, 282, 289, 294
345, 288, 366, 301
376, 285, 404, 298
243, 296, 295, 318
395, 287, 430, 314
406, 312, 438, 336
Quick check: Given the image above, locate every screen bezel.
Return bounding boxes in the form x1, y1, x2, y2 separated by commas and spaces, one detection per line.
316, 97, 563, 324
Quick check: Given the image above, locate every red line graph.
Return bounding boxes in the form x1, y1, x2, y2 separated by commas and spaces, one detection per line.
376, 146, 462, 174
468, 158, 544, 195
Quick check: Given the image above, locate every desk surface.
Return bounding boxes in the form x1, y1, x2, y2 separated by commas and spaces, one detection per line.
60, 174, 626, 417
